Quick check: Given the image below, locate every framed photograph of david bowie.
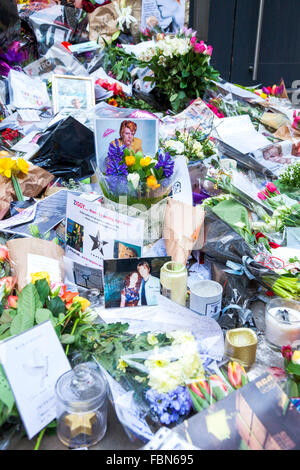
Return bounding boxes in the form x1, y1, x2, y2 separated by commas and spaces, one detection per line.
52, 74, 95, 114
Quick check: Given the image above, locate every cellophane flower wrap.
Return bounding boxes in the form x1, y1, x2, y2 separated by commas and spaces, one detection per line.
100, 142, 176, 209
137, 34, 219, 112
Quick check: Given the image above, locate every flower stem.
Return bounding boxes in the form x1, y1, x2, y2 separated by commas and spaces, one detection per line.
34, 427, 46, 451
11, 174, 24, 201
65, 318, 80, 356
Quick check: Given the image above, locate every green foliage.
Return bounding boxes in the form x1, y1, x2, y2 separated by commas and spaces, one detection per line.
279, 162, 300, 189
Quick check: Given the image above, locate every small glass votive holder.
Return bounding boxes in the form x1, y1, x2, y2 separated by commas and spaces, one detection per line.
55, 363, 107, 449
265, 298, 300, 349
224, 328, 258, 367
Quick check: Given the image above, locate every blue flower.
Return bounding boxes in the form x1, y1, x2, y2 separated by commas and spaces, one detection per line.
145, 386, 192, 425
155, 151, 175, 178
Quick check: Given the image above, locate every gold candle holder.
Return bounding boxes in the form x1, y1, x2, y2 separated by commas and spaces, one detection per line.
224, 328, 258, 367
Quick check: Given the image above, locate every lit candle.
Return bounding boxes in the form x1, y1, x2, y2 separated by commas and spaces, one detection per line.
265, 299, 300, 348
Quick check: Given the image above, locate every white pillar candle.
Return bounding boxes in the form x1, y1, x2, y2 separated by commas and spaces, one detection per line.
265, 299, 300, 348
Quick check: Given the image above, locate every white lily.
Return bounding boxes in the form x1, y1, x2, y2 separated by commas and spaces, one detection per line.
114, 1, 137, 31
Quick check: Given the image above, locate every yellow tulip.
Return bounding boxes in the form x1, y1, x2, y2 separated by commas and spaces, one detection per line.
140, 156, 152, 167
147, 175, 160, 189
73, 295, 91, 312
125, 155, 136, 166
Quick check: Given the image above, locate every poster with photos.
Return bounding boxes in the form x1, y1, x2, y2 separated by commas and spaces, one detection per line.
65, 193, 144, 269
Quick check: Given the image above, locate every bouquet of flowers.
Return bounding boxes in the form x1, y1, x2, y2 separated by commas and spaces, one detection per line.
0, 153, 29, 201
137, 34, 219, 112
189, 361, 248, 413
100, 143, 176, 209
161, 129, 218, 166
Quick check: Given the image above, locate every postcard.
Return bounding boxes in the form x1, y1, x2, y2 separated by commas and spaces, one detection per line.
94, 117, 158, 173
103, 256, 171, 308
0, 321, 71, 439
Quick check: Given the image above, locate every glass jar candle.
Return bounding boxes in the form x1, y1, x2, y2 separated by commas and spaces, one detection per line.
160, 261, 187, 306
55, 363, 107, 449
265, 299, 300, 349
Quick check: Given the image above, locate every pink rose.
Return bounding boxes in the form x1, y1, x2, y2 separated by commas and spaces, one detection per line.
194, 43, 206, 54
190, 36, 197, 45
206, 45, 213, 56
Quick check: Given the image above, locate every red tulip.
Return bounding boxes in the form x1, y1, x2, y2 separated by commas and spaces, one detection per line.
227, 362, 247, 389
8, 295, 18, 308
281, 345, 293, 362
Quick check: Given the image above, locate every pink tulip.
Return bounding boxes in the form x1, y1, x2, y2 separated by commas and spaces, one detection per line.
0, 245, 8, 262
266, 182, 279, 194
257, 191, 267, 200
227, 362, 247, 389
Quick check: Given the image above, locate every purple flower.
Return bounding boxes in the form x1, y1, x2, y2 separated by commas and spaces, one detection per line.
104, 140, 128, 193
155, 151, 175, 178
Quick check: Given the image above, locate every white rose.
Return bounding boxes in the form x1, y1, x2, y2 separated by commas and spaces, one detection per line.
166, 140, 185, 154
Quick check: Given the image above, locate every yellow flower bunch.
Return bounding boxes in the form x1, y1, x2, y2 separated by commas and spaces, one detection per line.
0, 157, 29, 179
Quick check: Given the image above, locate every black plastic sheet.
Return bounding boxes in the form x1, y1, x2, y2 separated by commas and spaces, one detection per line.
31, 116, 96, 180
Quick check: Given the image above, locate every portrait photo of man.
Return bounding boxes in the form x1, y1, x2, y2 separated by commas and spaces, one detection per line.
137, 260, 160, 306
109, 120, 143, 154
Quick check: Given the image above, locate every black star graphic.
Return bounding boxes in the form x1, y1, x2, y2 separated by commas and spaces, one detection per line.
89, 231, 108, 256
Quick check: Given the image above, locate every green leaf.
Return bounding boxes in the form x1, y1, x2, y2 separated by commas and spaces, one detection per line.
287, 362, 300, 376
111, 30, 121, 42
35, 308, 56, 327
0, 366, 14, 412
46, 296, 66, 317
17, 283, 42, 317
170, 93, 178, 102
35, 279, 50, 306
60, 334, 75, 345
124, 147, 131, 157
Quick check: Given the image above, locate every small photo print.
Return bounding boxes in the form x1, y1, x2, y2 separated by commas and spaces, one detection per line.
52, 74, 95, 114
113, 240, 142, 259
104, 256, 171, 308
94, 118, 158, 172
73, 262, 103, 291
66, 218, 84, 253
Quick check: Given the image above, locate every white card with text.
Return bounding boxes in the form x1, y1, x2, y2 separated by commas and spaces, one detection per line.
0, 321, 71, 439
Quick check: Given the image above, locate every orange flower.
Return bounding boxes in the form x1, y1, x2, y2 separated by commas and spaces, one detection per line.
108, 98, 118, 107
0, 276, 16, 294
8, 295, 18, 308
147, 175, 160, 189
125, 155, 136, 166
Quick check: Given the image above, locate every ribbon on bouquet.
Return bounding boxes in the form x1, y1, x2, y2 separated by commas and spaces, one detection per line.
224, 256, 256, 280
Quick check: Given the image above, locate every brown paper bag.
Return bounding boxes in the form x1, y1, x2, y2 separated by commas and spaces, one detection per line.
7, 238, 65, 290
0, 162, 54, 220
274, 124, 300, 141
88, 2, 118, 43
163, 198, 205, 266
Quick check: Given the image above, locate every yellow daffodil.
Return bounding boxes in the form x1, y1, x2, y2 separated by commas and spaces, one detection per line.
147, 175, 160, 189
125, 155, 136, 166
16, 158, 29, 176
73, 295, 91, 312
30, 271, 51, 285
140, 156, 152, 167
117, 359, 128, 372
0, 157, 16, 179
